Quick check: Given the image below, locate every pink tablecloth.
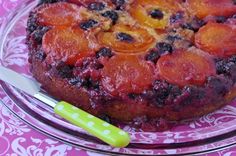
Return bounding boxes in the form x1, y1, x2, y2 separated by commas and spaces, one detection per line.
0, 0, 236, 155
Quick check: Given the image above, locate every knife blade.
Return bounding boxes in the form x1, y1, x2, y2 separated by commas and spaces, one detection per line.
0, 66, 130, 147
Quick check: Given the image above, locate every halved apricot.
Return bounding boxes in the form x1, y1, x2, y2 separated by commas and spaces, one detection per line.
129, 0, 181, 29
101, 55, 155, 96
37, 2, 81, 26
97, 24, 155, 54
42, 27, 94, 65
157, 50, 216, 87
195, 23, 236, 57
186, 0, 236, 19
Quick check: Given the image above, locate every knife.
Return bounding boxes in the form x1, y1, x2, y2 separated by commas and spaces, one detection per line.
0, 66, 130, 147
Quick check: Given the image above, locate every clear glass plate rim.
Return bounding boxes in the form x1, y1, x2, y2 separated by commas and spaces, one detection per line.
1, 0, 236, 155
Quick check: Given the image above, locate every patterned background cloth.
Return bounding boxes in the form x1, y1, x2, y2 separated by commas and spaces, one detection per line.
0, 0, 236, 155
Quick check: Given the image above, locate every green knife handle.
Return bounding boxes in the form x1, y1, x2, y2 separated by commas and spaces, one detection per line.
54, 101, 130, 147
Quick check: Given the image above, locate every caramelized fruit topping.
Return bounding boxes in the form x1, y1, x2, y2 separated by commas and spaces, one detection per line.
37, 2, 81, 26
101, 55, 156, 95
195, 23, 236, 57
157, 50, 216, 86
186, 0, 236, 19
97, 24, 155, 54
129, 0, 181, 29
42, 27, 94, 65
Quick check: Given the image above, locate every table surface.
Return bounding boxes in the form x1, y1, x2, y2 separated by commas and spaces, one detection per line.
1, 0, 236, 155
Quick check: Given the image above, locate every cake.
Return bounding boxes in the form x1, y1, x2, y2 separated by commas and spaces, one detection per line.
26, 0, 236, 131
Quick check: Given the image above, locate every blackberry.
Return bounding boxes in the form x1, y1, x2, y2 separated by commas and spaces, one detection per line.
116, 32, 134, 42
145, 49, 160, 63
80, 19, 98, 30
233, 0, 236, 5
100, 115, 112, 123
35, 50, 46, 61
153, 80, 169, 93
166, 35, 182, 43
88, 2, 105, 11
27, 14, 38, 34
173, 86, 205, 108
206, 76, 230, 96
170, 12, 184, 23
144, 80, 171, 108
156, 42, 173, 55
32, 26, 50, 43
216, 16, 227, 23
101, 10, 119, 24
56, 62, 74, 78
69, 77, 84, 87
128, 93, 139, 99
229, 56, 236, 63
96, 47, 113, 58
149, 9, 164, 20
111, 0, 125, 10
82, 78, 100, 90
216, 56, 236, 82
182, 17, 206, 32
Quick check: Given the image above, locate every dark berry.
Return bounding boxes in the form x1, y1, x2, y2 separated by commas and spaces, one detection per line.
27, 14, 38, 34
100, 115, 112, 123
83, 78, 100, 89
56, 62, 73, 78
166, 35, 182, 43
206, 76, 230, 96
182, 17, 206, 32
216, 60, 228, 74
152, 80, 170, 107
216, 56, 236, 81
233, 14, 236, 18
229, 56, 236, 63
233, 0, 236, 5
116, 32, 134, 42
69, 77, 84, 87
128, 93, 138, 99
96, 47, 113, 58
101, 10, 119, 24
149, 9, 164, 20
80, 19, 98, 30
143, 81, 181, 108
35, 50, 46, 61
170, 12, 184, 23
111, 0, 125, 10
145, 49, 160, 63
88, 2, 105, 11
32, 26, 50, 43
156, 42, 173, 55
216, 16, 227, 23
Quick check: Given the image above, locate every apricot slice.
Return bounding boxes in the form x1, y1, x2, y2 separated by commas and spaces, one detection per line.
42, 27, 93, 65
195, 23, 236, 57
186, 0, 236, 19
97, 24, 155, 54
129, 0, 181, 29
101, 55, 155, 96
157, 50, 216, 87
37, 2, 81, 26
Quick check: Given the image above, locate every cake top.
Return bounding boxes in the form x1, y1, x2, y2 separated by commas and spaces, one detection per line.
29, 0, 236, 96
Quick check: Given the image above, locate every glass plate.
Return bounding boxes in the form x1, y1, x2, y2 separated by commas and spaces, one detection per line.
1, 0, 236, 155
